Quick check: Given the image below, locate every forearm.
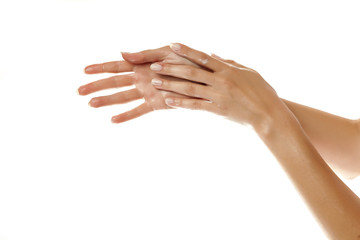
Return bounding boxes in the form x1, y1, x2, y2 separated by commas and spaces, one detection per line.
257, 104, 360, 239
281, 99, 360, 178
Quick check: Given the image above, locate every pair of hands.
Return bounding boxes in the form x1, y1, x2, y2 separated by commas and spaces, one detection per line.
78, 43, 281, 131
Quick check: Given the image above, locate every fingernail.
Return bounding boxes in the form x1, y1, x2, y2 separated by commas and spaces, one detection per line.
211, 53, 222, 59
111, 116, 118, 123
170, 43, 181, 51
150, 63, 162, 71
122, 52, 138, 62
165, 98, 174, 105
89, 98, 100, 107
151, 78, 162, 86
78, 86, 86, 95
200, 58, 209, 65
85, 66, 95, 73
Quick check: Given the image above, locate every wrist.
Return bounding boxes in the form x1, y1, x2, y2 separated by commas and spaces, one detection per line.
253, 99, 301, 141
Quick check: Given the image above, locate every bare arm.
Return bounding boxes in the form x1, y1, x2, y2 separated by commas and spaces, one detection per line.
207, 55, 360, 179
119, 50, 360, 179
143, 43, 360, 239
282, 99, 360, 179
259, 105, 360, 239
91, 47, 360, 179
79, 43, 360, 238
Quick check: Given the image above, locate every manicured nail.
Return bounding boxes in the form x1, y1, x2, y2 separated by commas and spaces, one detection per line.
121, 52, 133, 59
210, 53, 220, 59
111, 116, 118, 123
170, 43, 181, 51
200, 58, 209, 65
78, 86, 86, 95
151, 78, 162, 86
165, 98, 174, 105
85, 66, 95, 73
89, 98, 100, 107
150, 63, 162, 71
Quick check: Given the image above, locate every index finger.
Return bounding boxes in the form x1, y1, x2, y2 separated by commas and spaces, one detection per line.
84, 61, 134, 74
169, 43, 226, 72
121, 46, 169, 64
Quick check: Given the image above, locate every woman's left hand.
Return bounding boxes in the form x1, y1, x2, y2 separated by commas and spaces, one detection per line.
150, 43, 285, 132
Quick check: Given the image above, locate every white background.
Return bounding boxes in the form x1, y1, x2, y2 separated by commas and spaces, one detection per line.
0, 0, 359, 239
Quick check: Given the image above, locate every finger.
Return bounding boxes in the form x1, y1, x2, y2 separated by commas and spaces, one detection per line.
89, 88, 141, 108
121, 46, 168, 64
164, 97, 217, 113
84, 61, 133, 74
78, 74, 134, 95
150, 63, 214, 86
151, 77, 214, 101
210, 54, 247, 68
169, 43, 226, 72
211, 54, 257, 73
111, 102, 152, 123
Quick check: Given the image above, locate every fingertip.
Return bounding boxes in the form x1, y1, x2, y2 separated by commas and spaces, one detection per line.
84, 65, 97, 74
111, 115, 123, 124
121, 52, 140, 63
88, 98, 101, 108
121, 52, 130, 60
111, 116, 118, 123
169, 43, 182, 52
211, 53, 222, 60
77, 87, 86, 95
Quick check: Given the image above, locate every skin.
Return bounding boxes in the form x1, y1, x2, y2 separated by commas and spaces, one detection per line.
80, 45, 360, 179
78, 50, 198, 122
209, 55, 360, 179
78, 43, 360, 239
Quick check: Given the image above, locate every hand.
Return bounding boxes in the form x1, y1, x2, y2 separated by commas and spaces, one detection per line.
122, 45, 254, 72
78, 46, 199, 123
150, 43, 284, 132
122, 46, 198, 66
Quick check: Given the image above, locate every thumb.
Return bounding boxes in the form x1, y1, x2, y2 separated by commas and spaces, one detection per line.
211, 53, 247, 69
122, 47, 168, 64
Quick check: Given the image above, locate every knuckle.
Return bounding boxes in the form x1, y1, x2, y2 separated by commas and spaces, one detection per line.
174, 98, 182, 107
109, 76, 120, 88
109, 94, 119, 103
161, 63, 171, 73
199, 53, 209, 64
183, 66, 196, 78
120, 92, 129, 101
161, 79, 170, 89
93, 78, 105, 87
114, 62, 123, 72
184, 84, 196, 96
191, 100, 202, 109
110, 93, 123, 103
87, 82, 96, 91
